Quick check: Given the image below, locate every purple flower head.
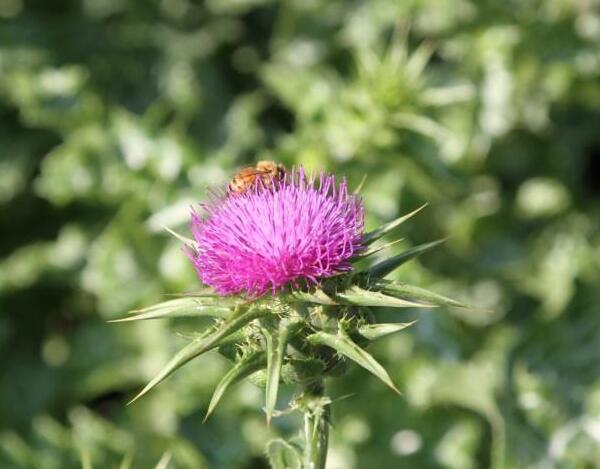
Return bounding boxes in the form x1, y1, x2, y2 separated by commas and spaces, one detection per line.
188, 167, 364, 297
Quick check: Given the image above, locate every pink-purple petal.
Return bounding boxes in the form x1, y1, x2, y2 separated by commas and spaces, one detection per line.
187, 168, 364, 297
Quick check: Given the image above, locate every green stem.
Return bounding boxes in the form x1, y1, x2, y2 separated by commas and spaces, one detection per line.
302, 381, 330, 469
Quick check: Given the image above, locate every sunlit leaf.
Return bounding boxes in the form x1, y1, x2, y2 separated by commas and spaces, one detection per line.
288, 289, 337, 305
165, 288, 221, 298
205, 352, 267, 421
406, 41, 435, 82
128, 307, 269, 404
336, 285, 434, 308
129, 296, 239, 313
374, 280, 468, 308
391, 113, 453, 144
358, 321, 417, 340
352, 239, 404, 261
154, 452, 172, 469
109, 298, 232, 322
119, 452, 134, 469
264, 321, 295, 424
307, 331, 400, 393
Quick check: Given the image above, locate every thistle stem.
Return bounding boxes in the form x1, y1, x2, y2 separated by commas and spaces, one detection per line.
302, 381, 330, 469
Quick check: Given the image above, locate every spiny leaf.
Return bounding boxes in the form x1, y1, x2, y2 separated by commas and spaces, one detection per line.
288, 289, 337, 305
366, 239, 445, 278
358, 321, 417, 340
127, 296, 239, 314
362, 204, 428, 245
352, 238, 404, 261
128, 307, 268, 405
421, 84, 474, 106
374, 280, 468, 308
165, 288, 220, 298
264, 322, 294, 425
109, 298, 232, 323
307, 331, 400, 394
335, 285, 434, 308
204, 352, 267, 422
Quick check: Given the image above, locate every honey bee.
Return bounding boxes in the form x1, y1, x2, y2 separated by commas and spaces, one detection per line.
228, 160, 286, 195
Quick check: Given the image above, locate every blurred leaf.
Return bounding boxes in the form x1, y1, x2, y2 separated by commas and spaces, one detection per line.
352, 238, 404, 260
264, 321, 296, 424
154, 452, 172, 469
162, 225, 199, 250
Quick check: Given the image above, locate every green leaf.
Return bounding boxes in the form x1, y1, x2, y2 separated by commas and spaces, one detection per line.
79, 447, 93, 469
335, 286, 434, 308
358, 321, 417, 340
366, 239, 445, 278
352, 238, 404, 261
266, 439, 302, 469
130, 296, 239, 312
166, 287, 221, 298
374, 280, 468, 308
391, 113, 454, 145
109, 298, 233, 322
204, 352, 267, 421
263, 322, 293, 424
128, 307, 268, 404
288, 289, 337, 305
307, 331, 400, 393
362, 204, 428, 245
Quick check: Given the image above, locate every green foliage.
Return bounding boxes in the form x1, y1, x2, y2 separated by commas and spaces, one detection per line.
1, 0, 599, 468
263, 319, 295, 425
205, 352, 267, 422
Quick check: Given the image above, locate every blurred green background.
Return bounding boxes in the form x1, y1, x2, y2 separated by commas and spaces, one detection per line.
1, 0, 600, 467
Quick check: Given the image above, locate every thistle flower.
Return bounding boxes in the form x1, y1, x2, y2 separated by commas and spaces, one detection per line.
187, 169, 364, 297
114, 164, 467, 469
